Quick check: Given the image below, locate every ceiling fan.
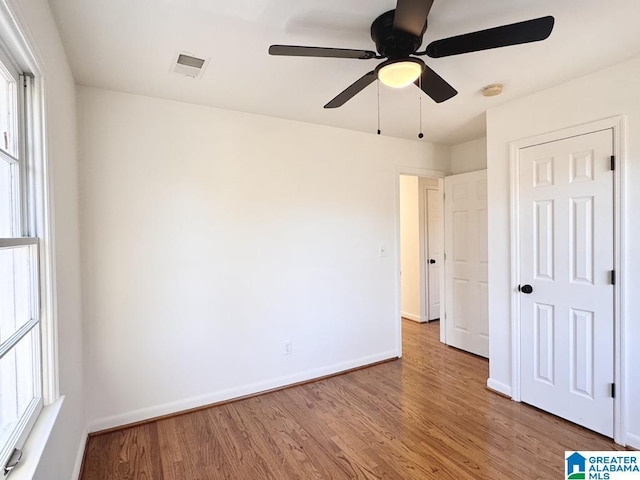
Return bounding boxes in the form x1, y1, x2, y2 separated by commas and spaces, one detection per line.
269, 0, 554, 108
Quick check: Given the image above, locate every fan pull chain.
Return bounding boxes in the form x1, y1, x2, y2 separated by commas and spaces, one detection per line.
418, 76, 424, 139
377, 81, 381, 135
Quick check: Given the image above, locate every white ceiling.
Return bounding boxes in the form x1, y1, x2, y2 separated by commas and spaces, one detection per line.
47, 0, 640, 145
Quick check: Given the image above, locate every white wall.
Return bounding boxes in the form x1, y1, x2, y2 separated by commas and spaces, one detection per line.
400, 175, 420, 321
78, 86, 450, 430
4, 1, 86, 479
450, 137, 487, 174
486, 55, 640, 448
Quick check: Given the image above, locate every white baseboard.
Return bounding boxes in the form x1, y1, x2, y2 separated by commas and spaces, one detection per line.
401, 311, 425, 323
88, 350, 399, 433
626, 432, 640, 450
486, 378, 512, 398
71, 427, 88, 480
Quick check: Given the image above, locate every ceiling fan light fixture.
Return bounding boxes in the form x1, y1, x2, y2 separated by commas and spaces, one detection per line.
376, 58, 423, 88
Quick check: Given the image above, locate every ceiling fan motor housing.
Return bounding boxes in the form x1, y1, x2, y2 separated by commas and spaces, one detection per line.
371, 10, 424, 58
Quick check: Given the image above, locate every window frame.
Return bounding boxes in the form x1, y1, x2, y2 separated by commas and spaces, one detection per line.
0, 74, 43, 473
0, 4, 58, 472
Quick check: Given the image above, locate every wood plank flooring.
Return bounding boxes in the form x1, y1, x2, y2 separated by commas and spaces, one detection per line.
80, 320, 620, 479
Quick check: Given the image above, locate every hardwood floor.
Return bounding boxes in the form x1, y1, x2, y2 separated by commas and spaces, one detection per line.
80, 320, 620, 479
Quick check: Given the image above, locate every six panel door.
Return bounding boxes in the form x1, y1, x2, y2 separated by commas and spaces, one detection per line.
518, 129, 614, 437
426, 188, 443, 321
444, 170, 489, 357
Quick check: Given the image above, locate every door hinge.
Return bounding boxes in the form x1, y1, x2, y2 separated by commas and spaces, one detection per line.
611, 383, 615, 398
610, 155, 615, 171
610, 270, 616, 285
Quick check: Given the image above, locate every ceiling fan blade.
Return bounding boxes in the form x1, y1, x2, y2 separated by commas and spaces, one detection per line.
426, 16, 554, 58
269, 45, 377, 59
416, 65, 457, 103
324, 71, 377, 108
393, 0, 435, 37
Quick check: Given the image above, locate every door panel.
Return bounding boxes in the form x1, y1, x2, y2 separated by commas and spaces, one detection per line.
571, 308, 594, 398
444, 170, 488, 357
571, 196, 594, 283
425, 188, 442, 320
479, 282, 489, 337
534, 200, 554, 279
519, 129, 613, 437
534, 303, 555, 384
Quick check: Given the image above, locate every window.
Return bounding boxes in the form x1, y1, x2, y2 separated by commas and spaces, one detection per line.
0, 47, 43, 470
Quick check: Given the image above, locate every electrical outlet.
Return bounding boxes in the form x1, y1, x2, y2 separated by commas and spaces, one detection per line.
284, 341, 293, 356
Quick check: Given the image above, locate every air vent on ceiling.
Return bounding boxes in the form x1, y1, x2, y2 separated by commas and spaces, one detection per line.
170, 52, 209, 79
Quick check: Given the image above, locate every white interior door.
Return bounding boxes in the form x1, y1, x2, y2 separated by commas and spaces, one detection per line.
426, 188, 442, 320
518, 129, 614, 437
444, 170, 488, 357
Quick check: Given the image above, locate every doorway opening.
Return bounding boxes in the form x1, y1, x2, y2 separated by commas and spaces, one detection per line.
398, 174, 443, 325
396, 168, 490, 360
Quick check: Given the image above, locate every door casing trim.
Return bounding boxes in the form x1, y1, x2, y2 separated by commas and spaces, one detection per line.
394, 167, 446, 358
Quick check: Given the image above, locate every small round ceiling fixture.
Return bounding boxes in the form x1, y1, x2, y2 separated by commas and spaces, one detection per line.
481, 83, 503, 97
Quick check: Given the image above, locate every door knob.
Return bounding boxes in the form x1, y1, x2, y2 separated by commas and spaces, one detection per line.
518, 284, 533, 294
429, 259, 436, 264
